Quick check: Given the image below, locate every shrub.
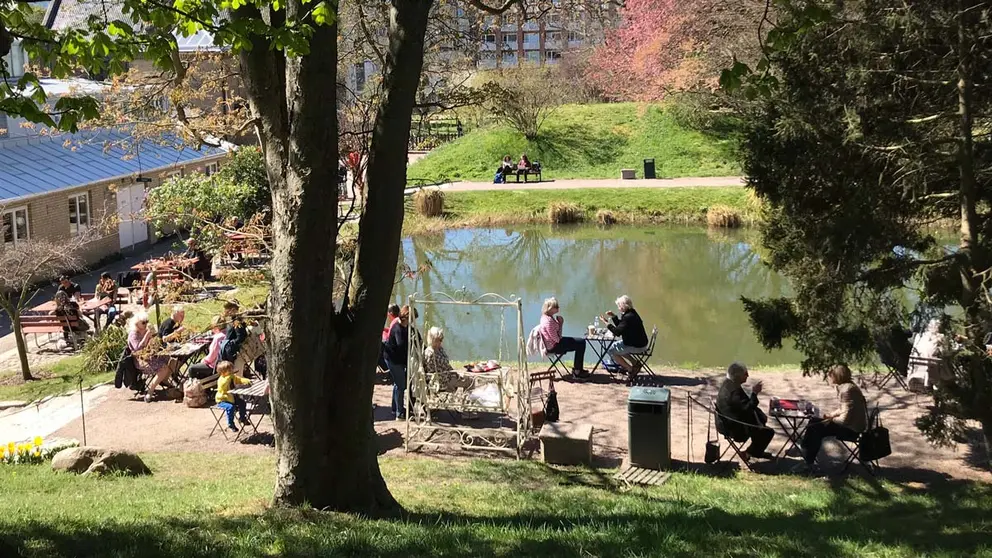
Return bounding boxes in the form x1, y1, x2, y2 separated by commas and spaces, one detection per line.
414, 189, 445, 217
596, 209, 617, 226
706, 205, 743, 228
548, 202, 583, 224
82, 326, 128, 373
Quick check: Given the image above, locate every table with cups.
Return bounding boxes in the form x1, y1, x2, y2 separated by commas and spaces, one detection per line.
583, 319, 616, 373
769, 397, 820, 459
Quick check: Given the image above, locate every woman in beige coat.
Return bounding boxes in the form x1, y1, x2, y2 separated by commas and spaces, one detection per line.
797, 364, 868, 471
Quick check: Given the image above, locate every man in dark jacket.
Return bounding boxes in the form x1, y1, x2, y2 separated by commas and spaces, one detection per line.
600, 295, 650, 379
716, 362, 774, 460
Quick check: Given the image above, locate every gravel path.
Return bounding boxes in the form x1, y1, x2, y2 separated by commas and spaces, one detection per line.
38, 367, 991, 482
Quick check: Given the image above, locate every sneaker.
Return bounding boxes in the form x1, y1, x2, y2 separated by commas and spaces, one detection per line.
750, 451, 775, 460
572, 369, 591, 379
143, 393, 152, 403
228, 425, 240, 433
239, 416, 250, 425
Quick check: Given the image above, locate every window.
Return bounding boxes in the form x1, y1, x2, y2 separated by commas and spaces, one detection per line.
546, 50, 561, 62
547, 31, 561, 43
568, 30, 583, 42
484, 33, 496, 44
502, 33, 517, 47
523, 32, 540, 46
0, 113, 7, 138
165, 169, 182, 181
3, 206, 29, 246
354, 62, 366, 93
204, 162, 219, 176
526, 51, 540, 63
68, 193, 90, 236
502, 52, 517, 66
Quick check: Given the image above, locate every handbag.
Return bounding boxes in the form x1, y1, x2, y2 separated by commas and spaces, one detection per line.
545, 389, 560, 423
858, 410, 891, 461
704, 410, 721, 464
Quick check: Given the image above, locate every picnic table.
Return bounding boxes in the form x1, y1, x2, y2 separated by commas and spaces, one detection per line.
769, 399, 820, 458
584, 330, 616, 372
229, 379, 270, 438
131, 257, 199, 272
30, 296, 113, 334
158, 335, 212, 385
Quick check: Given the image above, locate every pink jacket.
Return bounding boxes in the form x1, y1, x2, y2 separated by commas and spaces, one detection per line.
203, 332, 226, 368
539, 314, 562, 349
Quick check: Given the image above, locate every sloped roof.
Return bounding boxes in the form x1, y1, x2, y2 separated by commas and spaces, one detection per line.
0, 129, 228, 202
46, 0, 224, 52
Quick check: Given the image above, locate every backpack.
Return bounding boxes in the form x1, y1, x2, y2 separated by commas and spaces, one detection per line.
493, 171, 505, 184
183, 379, 209, 408
220, 323, 248, 363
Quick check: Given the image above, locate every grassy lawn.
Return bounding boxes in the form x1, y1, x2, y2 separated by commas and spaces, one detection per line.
2, 452, 990, 557
407, 103, 741, 182
405, 187, 758, 232
0, 285, 271, 403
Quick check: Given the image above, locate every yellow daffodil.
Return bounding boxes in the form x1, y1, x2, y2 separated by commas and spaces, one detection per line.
32, 449, 41, 457
33, 436, 43, 447
6, 442, 13, 454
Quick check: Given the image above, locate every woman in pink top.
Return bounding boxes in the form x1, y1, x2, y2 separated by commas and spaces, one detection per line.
539, 297, 587, 376
188, 315, 227, 380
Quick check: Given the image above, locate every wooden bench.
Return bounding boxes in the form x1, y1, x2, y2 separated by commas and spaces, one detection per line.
19, 314, 84, 350
510, 165, 542, 183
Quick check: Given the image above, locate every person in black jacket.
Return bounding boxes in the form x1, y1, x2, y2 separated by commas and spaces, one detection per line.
384, 305, 416, 420
715, 362, 774, 460
599, 295, 649, 378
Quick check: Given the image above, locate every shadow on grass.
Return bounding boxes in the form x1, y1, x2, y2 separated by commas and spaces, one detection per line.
4, 467, 991, 558
530, 124, 625, 169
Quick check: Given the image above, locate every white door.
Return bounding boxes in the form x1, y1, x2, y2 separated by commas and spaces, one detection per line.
117, 184, 148, 249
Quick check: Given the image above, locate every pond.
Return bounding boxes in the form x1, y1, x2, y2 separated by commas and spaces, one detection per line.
393, 225, 803, 369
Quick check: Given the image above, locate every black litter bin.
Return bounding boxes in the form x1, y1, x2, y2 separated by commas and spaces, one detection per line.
628, 386, 671, 470
643, 158, 656, 179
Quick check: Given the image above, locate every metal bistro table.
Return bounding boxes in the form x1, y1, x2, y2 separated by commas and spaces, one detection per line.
230, 379, 270, 439
158, 335, 212, 385
769, 400, 819, 459
584, 330, 616, 373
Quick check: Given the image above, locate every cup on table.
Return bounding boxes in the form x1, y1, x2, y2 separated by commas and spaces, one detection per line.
587, 325, 595, 336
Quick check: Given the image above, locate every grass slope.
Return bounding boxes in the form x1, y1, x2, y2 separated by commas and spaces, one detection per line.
408, 103, 740, 182
3, 453, 991, 557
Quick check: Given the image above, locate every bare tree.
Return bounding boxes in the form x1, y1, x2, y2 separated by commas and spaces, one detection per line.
484, 65, 568, 138
0, 214, 91, 381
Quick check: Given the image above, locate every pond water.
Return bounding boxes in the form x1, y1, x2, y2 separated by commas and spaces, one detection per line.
393, 225, 803, 368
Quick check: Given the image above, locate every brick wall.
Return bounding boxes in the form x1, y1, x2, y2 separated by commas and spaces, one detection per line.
12, 152, 228, 268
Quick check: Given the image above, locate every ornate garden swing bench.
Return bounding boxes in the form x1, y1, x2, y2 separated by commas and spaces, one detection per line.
404, 291, 537, 457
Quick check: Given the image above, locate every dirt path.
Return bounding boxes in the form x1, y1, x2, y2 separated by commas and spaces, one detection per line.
45, 367, 989, 482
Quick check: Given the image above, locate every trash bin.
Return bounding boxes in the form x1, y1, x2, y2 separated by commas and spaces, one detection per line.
643, 158, 656, 179
628, 386, 671, 470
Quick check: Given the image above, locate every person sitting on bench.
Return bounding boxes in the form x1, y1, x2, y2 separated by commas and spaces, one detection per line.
716, 362, 774, 461
52, 291, 89, 342
539, 297, 588, 377
794, 364, 868, 473
516, 153, 532, 176
188, 316, 227, 380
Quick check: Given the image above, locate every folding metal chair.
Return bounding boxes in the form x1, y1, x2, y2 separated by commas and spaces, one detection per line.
209, 405, 233, 441
627, 326, 659, 381
545, 351, 570, 380
873, 328, 911, 390
712, 407, 756, 472
839, 407, 883, 475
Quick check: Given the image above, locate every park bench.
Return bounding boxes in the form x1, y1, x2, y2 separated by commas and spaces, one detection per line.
19, 313, 85, 350
510, 163, 542, 183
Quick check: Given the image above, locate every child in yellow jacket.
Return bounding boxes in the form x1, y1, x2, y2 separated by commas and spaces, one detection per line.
215, 360, 251, 431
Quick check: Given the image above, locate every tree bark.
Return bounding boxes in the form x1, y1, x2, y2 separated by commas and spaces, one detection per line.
10, 312, 33, 381
235, 0, 433, 513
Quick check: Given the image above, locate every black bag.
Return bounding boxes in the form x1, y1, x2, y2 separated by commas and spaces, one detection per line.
545, 390, 560, 423
859, 413, 892, 461
704, 410, 721, 464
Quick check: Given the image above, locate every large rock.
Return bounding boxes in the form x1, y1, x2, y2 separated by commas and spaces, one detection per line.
51, 447, 152, 476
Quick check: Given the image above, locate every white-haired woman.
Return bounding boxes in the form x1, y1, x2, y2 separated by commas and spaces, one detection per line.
599, 295, 649, 378
128, 312, 172, 402
424, 326, 451, 375
539, 297, 588, 376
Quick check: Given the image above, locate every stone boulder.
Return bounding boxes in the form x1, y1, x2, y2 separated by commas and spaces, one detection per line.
51, 447, 152, 476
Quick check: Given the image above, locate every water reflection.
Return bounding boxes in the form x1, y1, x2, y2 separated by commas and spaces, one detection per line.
394, 225, 802, 368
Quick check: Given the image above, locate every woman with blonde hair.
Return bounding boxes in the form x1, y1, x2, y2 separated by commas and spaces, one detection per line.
539, 296, 587, 377
796, 364, 868, 472
128, 312, 172, 402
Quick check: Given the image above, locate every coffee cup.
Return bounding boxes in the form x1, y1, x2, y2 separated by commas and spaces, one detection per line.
587, 325, 595, 336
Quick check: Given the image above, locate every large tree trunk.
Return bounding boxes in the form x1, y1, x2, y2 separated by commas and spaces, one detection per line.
236, 0, 433, 513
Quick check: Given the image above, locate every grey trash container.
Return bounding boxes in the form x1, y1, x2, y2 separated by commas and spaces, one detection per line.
628, 386, 671, 470
643, 158, 656, 179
